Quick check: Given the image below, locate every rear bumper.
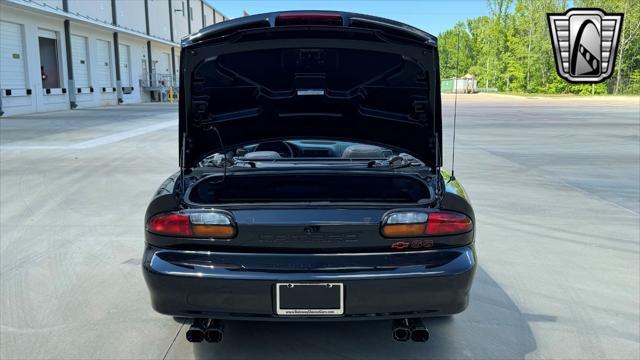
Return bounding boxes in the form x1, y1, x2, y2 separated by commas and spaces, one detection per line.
142, 245, 477, 321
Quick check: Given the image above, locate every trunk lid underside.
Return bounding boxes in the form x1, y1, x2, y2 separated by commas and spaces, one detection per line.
180, 13, 442, 169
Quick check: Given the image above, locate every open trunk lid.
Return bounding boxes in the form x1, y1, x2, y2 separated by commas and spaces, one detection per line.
179, 11, 442, 170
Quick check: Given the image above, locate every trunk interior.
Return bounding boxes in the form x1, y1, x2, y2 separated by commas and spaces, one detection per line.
187, 172, 432, 205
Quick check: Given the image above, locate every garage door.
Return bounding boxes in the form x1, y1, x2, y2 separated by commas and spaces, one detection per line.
71, 34, 90, 88
0, 21, 27, 89
158, 52, 171, 75
95, 39, 112, 87
118, 44, 131, 87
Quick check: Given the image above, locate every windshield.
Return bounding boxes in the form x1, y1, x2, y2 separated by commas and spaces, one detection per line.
198, 140, 424, 169
242, 140, 394, 159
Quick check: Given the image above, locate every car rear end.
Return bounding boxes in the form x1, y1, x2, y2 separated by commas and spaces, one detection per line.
142, 169, 476, 319
142, 10, 476, 342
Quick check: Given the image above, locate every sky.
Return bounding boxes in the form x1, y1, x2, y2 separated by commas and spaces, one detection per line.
207, 0, 491, 36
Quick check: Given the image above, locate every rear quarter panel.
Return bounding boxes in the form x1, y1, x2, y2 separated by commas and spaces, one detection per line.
440, 169, 475, 243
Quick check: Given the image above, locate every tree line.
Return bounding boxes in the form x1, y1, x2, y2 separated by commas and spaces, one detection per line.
438, 0, 640, 95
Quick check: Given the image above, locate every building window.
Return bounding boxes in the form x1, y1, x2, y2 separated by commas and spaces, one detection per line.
38, 30, 61, 89
181, 1, 185, 17
190, 7, 193, 20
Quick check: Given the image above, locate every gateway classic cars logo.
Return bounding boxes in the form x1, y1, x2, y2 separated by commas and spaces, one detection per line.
547, 8, 623, 83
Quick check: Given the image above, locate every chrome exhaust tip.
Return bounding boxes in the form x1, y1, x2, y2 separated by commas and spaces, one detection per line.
409, 318, 429, 342
204, 319, 224, 343
186, 319, 208, 343
392, 319, 411, 342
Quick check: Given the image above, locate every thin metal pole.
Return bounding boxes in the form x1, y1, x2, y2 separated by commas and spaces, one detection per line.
450, 29, 461, 181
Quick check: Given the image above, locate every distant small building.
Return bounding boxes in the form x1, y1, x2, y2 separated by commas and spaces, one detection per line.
441, 74, 477, 94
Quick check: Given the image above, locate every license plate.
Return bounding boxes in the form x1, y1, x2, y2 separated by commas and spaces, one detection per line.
275, 283, 344, 316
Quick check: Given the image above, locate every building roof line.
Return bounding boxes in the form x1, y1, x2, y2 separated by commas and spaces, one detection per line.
203, 0, 228, 20
4, 0, 179, 47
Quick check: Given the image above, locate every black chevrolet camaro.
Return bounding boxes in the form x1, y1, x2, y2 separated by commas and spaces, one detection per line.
143, 11, 476, 343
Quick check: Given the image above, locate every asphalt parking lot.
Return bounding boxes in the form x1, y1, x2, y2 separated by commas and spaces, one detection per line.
1, 94, 638, 359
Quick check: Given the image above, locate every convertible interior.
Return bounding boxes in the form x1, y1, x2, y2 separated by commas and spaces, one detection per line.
240, 140, 396, 159
189, 140, 431, 205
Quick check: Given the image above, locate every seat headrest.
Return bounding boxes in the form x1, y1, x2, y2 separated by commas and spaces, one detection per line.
243, 151, 282, 160
342, 145, 389, 158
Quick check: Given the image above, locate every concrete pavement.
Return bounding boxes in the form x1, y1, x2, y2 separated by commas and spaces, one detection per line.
1, 97, 638, 359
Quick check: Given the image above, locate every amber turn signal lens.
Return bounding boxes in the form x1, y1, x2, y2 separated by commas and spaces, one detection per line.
381, 223, 427, 237
191, 225, 236, 238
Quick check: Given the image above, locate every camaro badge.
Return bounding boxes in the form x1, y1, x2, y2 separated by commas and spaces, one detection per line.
547, 8, 623, 83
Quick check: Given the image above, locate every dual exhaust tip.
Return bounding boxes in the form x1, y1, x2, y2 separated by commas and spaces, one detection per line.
186, 319, 224, 343
392, 318, 430, 342
187, 317, 429, 343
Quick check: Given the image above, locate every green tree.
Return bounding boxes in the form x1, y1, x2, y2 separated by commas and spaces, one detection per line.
466, 16, 497, 89
437, 0, 640, 95
438, 22, 474, 79
576, 0, 640, 94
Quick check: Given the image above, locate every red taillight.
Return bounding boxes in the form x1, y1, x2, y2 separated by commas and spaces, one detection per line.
275, 13, 343, 26
381, 211, 472, 238
146, 211, 237, 238
147, 213, 193, 237
425, 212, 473, 236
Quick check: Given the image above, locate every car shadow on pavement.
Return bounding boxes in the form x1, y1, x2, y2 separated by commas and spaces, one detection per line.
191, 267, 539, 359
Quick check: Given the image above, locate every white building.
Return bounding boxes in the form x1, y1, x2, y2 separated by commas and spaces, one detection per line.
0, 0, 227, 116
